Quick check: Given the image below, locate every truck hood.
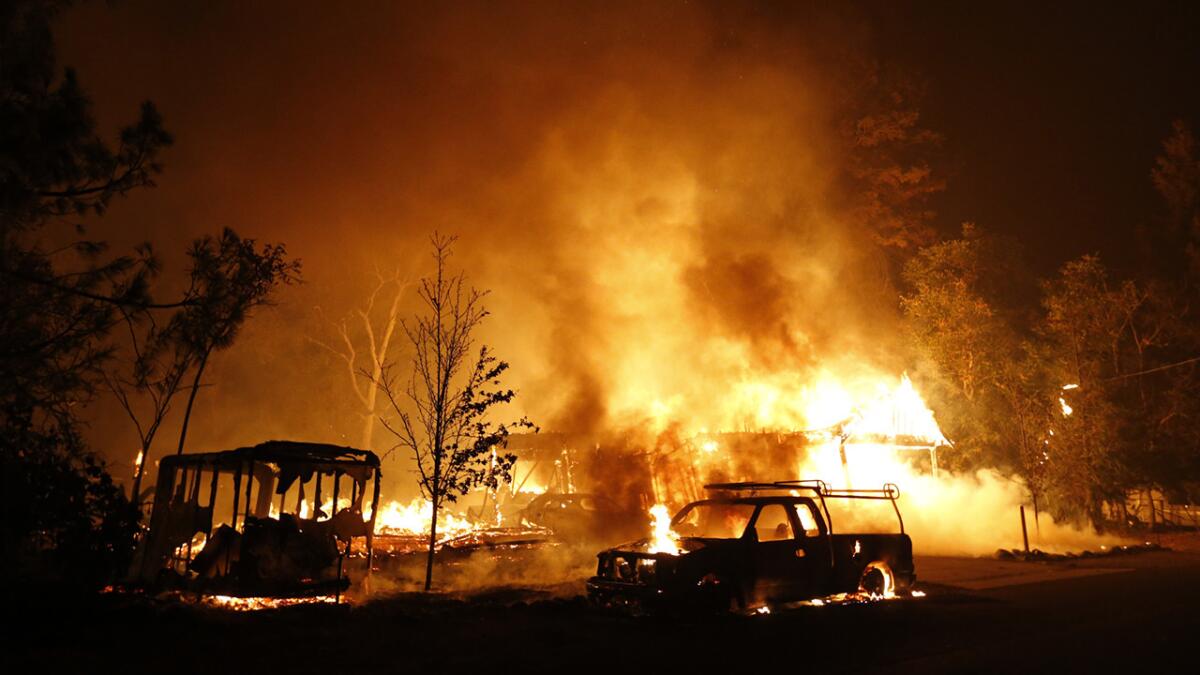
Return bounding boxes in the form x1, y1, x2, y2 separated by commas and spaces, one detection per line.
605, 537, 710, 556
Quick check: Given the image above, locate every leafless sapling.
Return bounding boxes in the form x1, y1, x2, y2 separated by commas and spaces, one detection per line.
378, 234, 535, 591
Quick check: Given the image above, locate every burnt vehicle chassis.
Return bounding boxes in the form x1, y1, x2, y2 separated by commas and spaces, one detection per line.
587, 480, 915, 612
134, 440, 381, 599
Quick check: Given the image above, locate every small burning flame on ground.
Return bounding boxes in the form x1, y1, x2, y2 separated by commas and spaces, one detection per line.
375, 497, 477, 540
759, 587, 926, 615
289, 494, 489, 541
202, 595, 338, 611
647, 504, 681, 555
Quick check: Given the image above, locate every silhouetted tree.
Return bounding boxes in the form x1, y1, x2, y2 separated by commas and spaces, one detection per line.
843, 72, 945, 258
0, 0, 171, 585
378, 234, 534, 591
172, 229, 301, 455
1, 3, 299, 584
105, 229, 298, 502
104, 311, 193, 504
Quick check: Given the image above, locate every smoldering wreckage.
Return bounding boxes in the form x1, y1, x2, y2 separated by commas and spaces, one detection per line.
124, 383, 954, 615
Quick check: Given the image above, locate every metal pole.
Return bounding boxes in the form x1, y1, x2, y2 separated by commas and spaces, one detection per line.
231, 464, 242, 530
244, 460, 255, 525
1032, 492, 1041, 536
314, 471, 323, 519
1020, 505, 1030, 554
335, 542, 344, 605
839, 436, 851, 488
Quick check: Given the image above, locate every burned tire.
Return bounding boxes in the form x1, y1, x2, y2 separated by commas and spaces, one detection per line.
858, 562, 894, 597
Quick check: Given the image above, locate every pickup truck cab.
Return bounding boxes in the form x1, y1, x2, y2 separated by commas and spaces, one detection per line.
586, 481, 915, 612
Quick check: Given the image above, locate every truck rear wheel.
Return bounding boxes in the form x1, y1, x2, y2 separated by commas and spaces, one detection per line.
858, 562, 895, 598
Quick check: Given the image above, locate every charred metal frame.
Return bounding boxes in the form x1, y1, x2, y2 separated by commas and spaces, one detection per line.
136, 440, 382, 599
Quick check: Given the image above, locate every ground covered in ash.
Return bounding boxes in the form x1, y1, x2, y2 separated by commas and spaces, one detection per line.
10, 547, 1199, 673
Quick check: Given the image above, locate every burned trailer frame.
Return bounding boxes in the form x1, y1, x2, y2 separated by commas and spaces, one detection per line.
136, 440, 381, 599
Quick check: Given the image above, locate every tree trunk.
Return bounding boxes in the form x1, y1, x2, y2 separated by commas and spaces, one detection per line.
360, 412, 376, 451
361, 300, 398, 449
424, 494, 438, 591
130, 440, 151, 505
359, 350, 383, 449
176, 350, 210, 455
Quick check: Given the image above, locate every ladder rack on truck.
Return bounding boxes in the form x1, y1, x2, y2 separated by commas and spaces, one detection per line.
702, 480, 904, 534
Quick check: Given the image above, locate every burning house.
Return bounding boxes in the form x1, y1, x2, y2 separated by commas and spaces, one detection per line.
504, 373, 950, 518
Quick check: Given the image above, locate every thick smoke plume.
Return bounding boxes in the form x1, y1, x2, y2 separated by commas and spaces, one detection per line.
74, 2, 901, 479
62, 3, 1115, 558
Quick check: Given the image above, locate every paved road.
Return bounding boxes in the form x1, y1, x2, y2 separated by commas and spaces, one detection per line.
12, 550, 1199, 673
887, 551, 1197, 671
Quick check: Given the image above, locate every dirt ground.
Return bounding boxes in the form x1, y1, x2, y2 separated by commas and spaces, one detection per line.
9, 547, 1200, 673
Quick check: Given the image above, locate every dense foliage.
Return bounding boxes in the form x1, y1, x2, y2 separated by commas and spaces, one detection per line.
1, 1, 298, 586
903, 164, 1200, 524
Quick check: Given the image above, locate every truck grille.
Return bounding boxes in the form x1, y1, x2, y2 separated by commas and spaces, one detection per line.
602, 553, 661, 585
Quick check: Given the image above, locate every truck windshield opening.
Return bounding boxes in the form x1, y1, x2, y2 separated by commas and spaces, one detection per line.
672, 503, 757, 539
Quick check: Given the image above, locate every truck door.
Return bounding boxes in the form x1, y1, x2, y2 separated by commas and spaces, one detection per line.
793, 501, 833, 597
750, 503, 810, 602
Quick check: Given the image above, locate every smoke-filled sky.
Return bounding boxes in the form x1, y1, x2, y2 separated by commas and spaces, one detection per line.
51, 1, 1200, 492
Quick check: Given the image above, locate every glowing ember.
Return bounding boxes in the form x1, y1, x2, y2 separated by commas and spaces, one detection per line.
911, 590, 927, 598
515, 479, 548, 495
172, 532, 207, 560
647, 504, 681, 555
203, 595, 337, 611
1059, 397, 1074, 417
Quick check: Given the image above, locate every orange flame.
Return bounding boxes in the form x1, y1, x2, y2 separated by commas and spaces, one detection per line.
647, 503, 681, 555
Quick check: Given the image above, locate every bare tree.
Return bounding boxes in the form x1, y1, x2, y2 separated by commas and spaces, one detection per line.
310, 267, 409, 449
378, 234, 534, 591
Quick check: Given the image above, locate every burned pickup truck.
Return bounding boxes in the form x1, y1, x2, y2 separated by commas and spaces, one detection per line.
587, 480, 914, 612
